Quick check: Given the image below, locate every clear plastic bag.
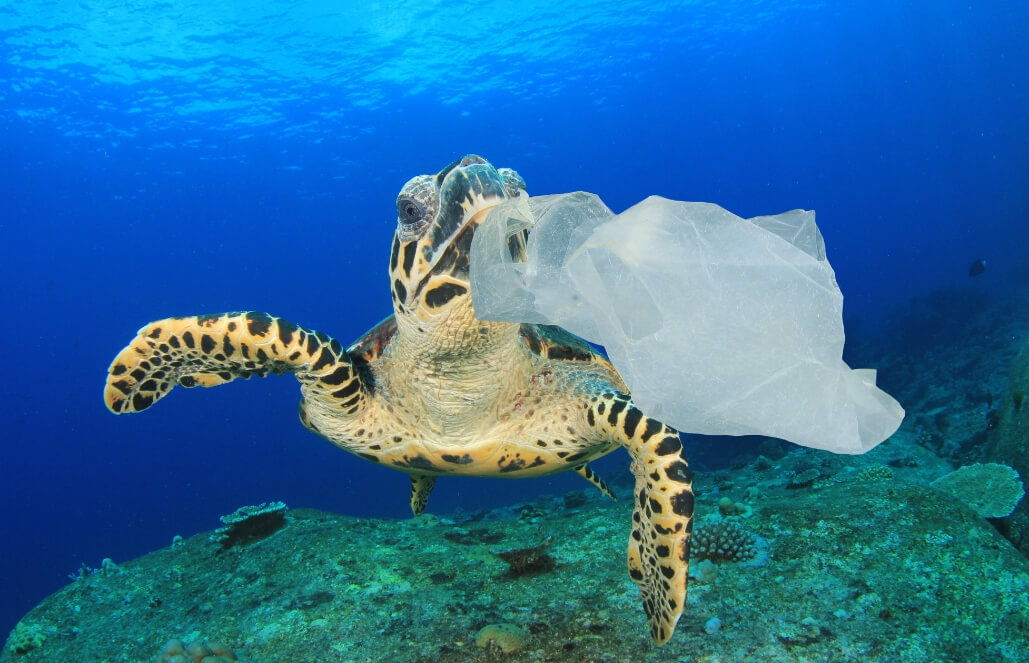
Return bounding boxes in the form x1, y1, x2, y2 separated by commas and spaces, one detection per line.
471, 192, 904, 454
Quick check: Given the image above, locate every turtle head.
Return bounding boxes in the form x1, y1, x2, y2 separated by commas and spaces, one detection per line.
389, 155, 526, 322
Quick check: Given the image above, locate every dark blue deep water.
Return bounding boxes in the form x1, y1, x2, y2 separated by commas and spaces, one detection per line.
1, 0, 1026, 639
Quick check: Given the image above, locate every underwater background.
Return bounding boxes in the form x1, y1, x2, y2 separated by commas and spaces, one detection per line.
1, 0, 1028, 652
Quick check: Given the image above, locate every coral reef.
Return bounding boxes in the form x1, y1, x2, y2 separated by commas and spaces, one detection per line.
492, 538, 556, 577
474, 624, 529, 653
153, 638, 239, 662
690, 521, 759, 563
4, 453, 1029, 662
4, 622, 45, 655
854, 464, 895, 481
986, 336, 1029, 553
930, 463, 1025, 518
210, 502, 288, 551
717, 496, 752, 517
870, 285, 1029, 471
6, 382, 1029, 663
787, 467, 822, 489
100, 557, 121, 576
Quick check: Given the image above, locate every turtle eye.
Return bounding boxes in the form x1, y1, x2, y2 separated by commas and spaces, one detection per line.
397, 196, 426, 225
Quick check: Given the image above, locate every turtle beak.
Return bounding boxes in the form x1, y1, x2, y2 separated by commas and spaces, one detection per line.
421, 160, 508, 272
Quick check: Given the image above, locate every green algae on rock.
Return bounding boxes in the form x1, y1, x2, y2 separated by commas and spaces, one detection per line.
4, 468, 1029, 663
987, 335, 1029, 553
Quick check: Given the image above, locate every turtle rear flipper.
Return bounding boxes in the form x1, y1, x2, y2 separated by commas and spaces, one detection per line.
590, 394, 694, 645
105, 312, 363, 415
409, 474, 437, 515
572, 463, 616, 499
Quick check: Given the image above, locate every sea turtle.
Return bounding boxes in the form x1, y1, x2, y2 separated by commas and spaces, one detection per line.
104, 155, 695, 644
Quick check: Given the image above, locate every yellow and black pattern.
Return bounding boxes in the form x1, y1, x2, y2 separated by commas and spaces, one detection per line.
102, 157, 696, 646
409, 474, 437, 515
587, 391, 694, 645
105, 312, 364, 416
572, 463, 616, 499
520, 323, 620, 377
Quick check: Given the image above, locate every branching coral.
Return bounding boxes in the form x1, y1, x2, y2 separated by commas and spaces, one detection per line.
691, 521, 759, 563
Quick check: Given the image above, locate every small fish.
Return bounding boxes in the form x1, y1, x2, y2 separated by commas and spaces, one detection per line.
969, 259, 987, 276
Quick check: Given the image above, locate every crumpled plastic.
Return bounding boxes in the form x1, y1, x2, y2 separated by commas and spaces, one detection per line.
469, 191, 904, 454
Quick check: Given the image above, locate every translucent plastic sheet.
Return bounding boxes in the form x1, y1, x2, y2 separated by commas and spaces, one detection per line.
470, 192, 904, 454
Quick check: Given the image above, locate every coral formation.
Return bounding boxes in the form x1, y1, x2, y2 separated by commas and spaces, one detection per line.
787, 467, 822, 489
492, 537, 556, 577
210, 502, 288, 551
100, 558, 121, 576
69, 557, 123, 580
853, 464, 895, 481
153, 638, 239, 662
717, 496, 751, 517
5, 622, 45, 655
986, 336, 1029, 552
474, 624, 529, 653
930, 463, 1025, 518
691, 521, 759, 563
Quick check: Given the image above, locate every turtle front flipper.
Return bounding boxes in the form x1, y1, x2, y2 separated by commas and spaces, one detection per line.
590, 393, 694, 645
105, 312, 363, 415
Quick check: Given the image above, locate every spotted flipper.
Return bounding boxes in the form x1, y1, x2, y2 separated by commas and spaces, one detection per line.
573, 463, 616, 500
105, 312, 363, 416
520, 323, 621, 376
587, 393, 693, 645
409, 474, 437, 515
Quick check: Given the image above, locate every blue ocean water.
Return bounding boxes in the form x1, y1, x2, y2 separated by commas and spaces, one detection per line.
1, 0, 1026, 640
